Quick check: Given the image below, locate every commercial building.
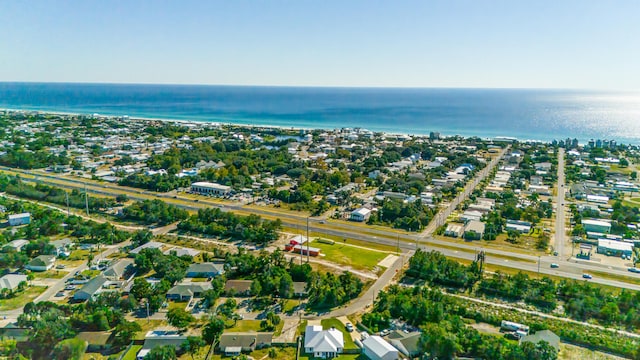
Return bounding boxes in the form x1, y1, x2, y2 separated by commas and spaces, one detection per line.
597, 239, 633, 257
350, 207, 372, 222
190, 181, 231, 196
582, 219, 612, 234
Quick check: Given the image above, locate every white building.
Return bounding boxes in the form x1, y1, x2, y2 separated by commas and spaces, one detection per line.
350, 207, 371, 222
304, 325, 344, 359
190, 181, 231, 196
362, 335, 398, 360
0, 274, 28, 291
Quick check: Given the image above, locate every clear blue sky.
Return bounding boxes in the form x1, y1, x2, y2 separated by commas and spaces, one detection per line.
1, 0, 638, 89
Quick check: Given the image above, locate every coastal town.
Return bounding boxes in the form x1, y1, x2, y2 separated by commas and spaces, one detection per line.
2, 110, 640, 360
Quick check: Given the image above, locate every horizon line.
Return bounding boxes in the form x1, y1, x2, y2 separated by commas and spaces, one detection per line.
0, 80, 636, 92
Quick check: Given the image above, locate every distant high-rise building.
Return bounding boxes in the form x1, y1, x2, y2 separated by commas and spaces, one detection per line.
588, 139, 595, 148
610, 140, 617, 148
429, 132, 440, 140
572, 138, 579, 148
559, 140, 565, 147
595, 139, 602, 148
565, 138, 571, 148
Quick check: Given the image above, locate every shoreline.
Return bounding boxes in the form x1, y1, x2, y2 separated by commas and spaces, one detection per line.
1, 106, 551, 144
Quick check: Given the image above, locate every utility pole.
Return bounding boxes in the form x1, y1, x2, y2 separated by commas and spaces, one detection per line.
306, 216, 310, 263
84, 184, 89, 216
537, 256, 541, 275
396, 234, 400, 254
65, 192, 70, 216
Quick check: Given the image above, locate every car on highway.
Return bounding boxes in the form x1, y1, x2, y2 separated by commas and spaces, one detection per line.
550, 263, 559, 268
582, 274, 593, 279
629, 267, 640, 273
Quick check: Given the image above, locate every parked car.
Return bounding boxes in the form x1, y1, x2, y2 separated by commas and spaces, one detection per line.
55, 264, 66, 269
582, 274, 593, 279
379, 329, 390, 337
345, 323, 354, 332
64, 285, 76, 291
629, 268, 640, 273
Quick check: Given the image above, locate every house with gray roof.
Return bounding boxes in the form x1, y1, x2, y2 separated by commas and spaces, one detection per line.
387, 330, 421, 358
137, 330, 187, 360
74, 275, 109, 301
225, 280, 253, 296
0, 274, 27, 292
166, 282, 213, 301
50, 238, 73, 258
2, 239, 29, 252
103, 258, 135, 281
520, 330, 560, 352
218, 332, 273, 356
26, 255, 56, 272
185, 262, 225, 278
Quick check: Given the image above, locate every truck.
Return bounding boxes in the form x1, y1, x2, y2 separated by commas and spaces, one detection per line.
500, 320, 530, 335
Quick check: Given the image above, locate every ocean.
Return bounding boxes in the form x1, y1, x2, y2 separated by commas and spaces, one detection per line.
1, 82, 639, 144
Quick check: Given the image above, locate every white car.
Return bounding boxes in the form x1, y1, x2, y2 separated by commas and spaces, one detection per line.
345, 323, 354, 332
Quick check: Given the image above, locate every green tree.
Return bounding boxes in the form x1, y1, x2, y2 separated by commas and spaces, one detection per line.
52, 338, 86, 360
130, 278, 153, 300
167, 308, 195, 331
181, 336, 205, 360
143, 345, 177, 360
113, 320, 141, 347
202, 317, 225, 344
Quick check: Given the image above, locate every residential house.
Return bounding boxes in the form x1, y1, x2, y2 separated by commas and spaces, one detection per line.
7, 213, 31, 226
130, 241, 164, 255
50, 238, 73, 258
520, 330, 560, 352
185, 262, 225, 278
218, 332, 273, 356
293, 282, 308, 298
304, 325, 344, 359
362, 335, 398, 360
137, 330, 188, 360
166, 282, 213, 301
74, 275, 109, 301
387, 330, 421, 358
26, 255, 56, 272
0, 274, 27, 292
2, 239, 29, 252
103, 258, 135, 281
224, 280, 253, 296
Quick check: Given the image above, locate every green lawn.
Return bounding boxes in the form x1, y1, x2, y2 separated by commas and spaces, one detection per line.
225, 319, 263, 332
0, 286, 47, 311
320, 319, 357, 350
121, 345, 142, 360
310, 239, 388, 270
81, 269, 101, 278
224, 319, 285, 336
32, 270, 68, 279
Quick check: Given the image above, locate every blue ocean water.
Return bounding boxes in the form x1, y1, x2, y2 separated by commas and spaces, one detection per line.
1, 82, 639, 144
